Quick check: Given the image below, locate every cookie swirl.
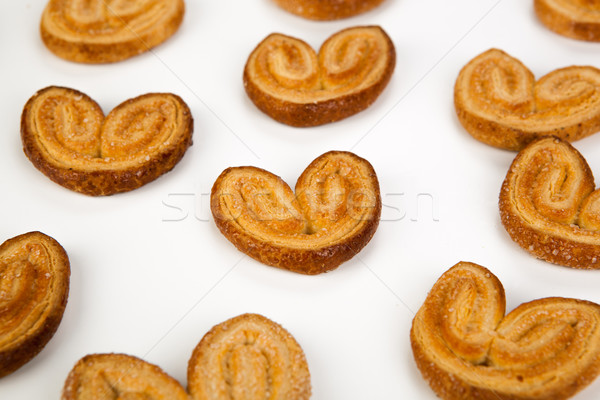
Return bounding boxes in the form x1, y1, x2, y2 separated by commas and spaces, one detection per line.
411, 261, 600, 400
499, 136, 600, 268
535, 0, 600, 41
188, 314, 311, 400
0, 232, 70, 377
455, 49, 600, 150
62, 353, 190, 400
211, 151, 381, 274
244, 26, 395, 127
41, 0, 185, 63
21, 86, 193, 196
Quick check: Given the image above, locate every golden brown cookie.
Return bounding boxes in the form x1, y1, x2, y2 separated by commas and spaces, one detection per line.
411, 261, 600, 400
62, 353, 190, 400
21, 86, 193, 196
499, 136, 600, 269
211, 151, 381, 274
188, 313, 311, 400
535, 0, 600, 41
455, 48, 600, 150
40, 0, 185, 63
272, 0, 385, 20
0, 231, 70, 378
244, 26, 395, 127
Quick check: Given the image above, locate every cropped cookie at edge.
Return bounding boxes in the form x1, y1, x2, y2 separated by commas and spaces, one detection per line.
211, 151, 381, 274
535, 0, 600, 41
411, 261, 600, 400
454, 48, 600, 150
41, 0, 185, 63
272, 0, 385, 20
21, 86, 193, 196
62, 353, 190, 400
244, 26, 395, 127
188, 313, 311, 400
0, 231, 70, 378
500, 136, 600, 269
62, 314, 310, 400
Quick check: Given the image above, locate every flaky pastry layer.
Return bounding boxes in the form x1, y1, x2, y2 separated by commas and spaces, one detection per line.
455, 49, 600, 150
0, 231, 70, 378
21, 86, 193, 196
211, 151, 381, 274
272, 0, 385, 20
411, 261, 600, 400
244, 26, 395, 127
40, 0, 185, 63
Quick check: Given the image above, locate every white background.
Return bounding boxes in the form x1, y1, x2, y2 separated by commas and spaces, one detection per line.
3, 0, 600, 398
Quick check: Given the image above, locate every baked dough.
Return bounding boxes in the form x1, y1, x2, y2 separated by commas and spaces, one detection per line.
455, 48, 600, 150
500, 136, 600, 269
244, 26, 395, 127
21, 86, 193, 196
188, 313, 311, 400
272, 0, 385, 20
0, 232, 69, 378
62, 353, 190, 400
210, 151, 381, 274
40, 0, 185, 63
535, 0, 600, 41
411, 261, 600, 400
62, 314, 310, 399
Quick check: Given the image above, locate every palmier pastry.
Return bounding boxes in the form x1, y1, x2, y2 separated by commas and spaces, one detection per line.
535, 0, 600, 41
40, 0, 185, 63
21, 86, 193, 196
62, 353, 190, 400
272, 0, 385, 20
211, 151, 381, 274
243, 26, 395, 127
411, 261, 600, 400
499, 136, 600, 269
0, 231, 70, 378
188, 313, 311, 400
454, 48, 600, 150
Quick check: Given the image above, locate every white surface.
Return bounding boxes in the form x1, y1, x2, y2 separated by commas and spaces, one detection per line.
3, 0, 600, 398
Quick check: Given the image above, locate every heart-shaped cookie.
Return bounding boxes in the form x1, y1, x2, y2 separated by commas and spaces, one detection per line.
62, 353, 190, 400
411, 261, 600, 400
500, 136, 600, 269
535, 0, 600, 41
211, 151, 381, 274
21, 86, 193, 196
188, 313, 311, 400
0, 231, 70, 378
243, 26, 395, 127
40, 0, 185, 63
454, 49, 600, 150
272, 0, 385, 20
62, 314, 311, 400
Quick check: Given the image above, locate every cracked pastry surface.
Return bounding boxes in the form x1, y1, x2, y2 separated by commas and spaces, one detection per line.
243, 26, 395, 127
411, 261, 600, 400
40, 0, 185, 63
21, 86, 193, 196
0, 231, 70, 378
272, 0, 385, 20
500, 136, 600, 269
454, 48, 600, 150
211, 151, 381, 274
535, 0, 600, 41
188, 313, 311, 400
